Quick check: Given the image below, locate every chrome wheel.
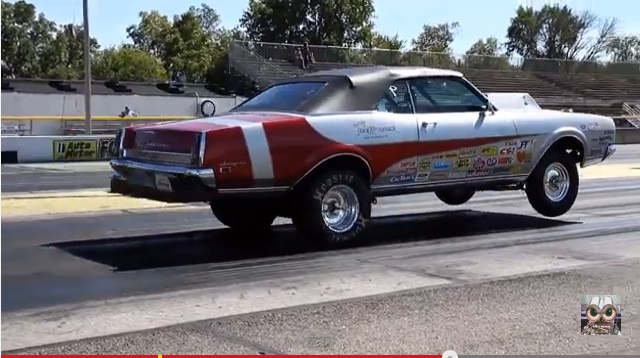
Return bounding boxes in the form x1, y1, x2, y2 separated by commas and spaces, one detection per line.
543, 163, 570, 202
321, 184, 360, 233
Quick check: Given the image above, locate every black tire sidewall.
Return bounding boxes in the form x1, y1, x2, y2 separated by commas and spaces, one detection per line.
526, 149, 579, 217
294, 170, 371, 247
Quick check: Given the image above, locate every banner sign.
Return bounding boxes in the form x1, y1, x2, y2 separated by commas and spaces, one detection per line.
98, 137, 116, 159
52, 139, 98, 161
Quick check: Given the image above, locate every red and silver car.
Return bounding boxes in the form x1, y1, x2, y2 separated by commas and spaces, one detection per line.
110, 66, 617, 247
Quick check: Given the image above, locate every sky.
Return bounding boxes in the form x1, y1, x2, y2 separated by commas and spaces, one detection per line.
9, 0, 640, 55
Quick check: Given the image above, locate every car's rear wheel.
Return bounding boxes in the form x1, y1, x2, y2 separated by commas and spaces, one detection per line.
435, 189, 476, 206
525, 148, 579, 217
291, 170, 371, 248
210, 199, 277, 229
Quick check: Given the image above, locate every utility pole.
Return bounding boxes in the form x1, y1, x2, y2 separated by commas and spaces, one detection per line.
82, 0, 92, 134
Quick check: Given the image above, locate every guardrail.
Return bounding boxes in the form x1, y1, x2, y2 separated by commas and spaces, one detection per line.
2, 129, 639, 164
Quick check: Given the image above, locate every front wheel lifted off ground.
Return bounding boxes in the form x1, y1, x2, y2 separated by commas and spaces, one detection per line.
292, 170, 371, 248
525, 148, 579, 217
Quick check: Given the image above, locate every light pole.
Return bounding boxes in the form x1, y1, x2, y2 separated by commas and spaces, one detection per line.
82, 0, 92, 134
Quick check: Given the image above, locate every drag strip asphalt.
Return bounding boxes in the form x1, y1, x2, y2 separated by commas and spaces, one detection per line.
2, 144, 640, 193
3, 177, 640, 315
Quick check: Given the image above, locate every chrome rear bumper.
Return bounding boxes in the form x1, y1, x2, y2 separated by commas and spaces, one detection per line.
109, 158, 216, 203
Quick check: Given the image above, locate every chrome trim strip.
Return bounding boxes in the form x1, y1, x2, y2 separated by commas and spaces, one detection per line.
218, 186, 289, 194
198, 131, 207, 166
110, 158, 216, 188
603, 143, 616, 161
372, 174, 528, 190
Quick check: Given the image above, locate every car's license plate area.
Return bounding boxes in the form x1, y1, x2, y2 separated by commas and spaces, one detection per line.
128, 170, 173, 192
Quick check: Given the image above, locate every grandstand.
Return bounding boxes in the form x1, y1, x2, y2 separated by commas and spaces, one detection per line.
228, 41, 640, 127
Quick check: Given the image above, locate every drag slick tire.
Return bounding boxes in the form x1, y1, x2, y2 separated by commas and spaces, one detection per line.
291, 170, 371, 248
435, 189, 476, 206
210, 199, 277, 229
525, 148, 579, 217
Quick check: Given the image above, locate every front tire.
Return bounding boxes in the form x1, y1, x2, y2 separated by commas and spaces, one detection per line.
210, 199, 277, 229
525, 148, 579, 217
435, 189, 476, 205
291, 170, 371, 248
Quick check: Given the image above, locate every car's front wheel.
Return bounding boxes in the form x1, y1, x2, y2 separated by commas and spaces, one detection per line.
525, 148, 579, 217
291, 170, 371, 248
435, 189, 476, 206
210, 199, 277, 229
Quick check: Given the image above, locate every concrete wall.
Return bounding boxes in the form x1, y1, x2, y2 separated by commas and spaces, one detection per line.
1, 92, 246, 118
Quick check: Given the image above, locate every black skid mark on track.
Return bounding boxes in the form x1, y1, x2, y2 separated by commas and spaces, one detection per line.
45, 210, 577, 272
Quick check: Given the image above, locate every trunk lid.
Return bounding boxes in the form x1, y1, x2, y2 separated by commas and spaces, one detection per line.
124, 112, 300, 164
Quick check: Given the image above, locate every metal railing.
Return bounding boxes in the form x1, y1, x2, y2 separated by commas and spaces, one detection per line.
234, 41, 640, 76
228, 42, 294, 87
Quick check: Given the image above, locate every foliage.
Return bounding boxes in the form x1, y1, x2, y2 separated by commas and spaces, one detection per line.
239, 0, 375, 46
504, 4, 618, 72
1, 0, 638, 85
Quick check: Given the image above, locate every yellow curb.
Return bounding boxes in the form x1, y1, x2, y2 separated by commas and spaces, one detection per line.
1, 195, 187, 218
580, 164, 640, 180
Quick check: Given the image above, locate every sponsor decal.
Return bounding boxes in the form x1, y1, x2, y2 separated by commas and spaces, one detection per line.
466, 171, 490, 178
498, 156, 513, 165
52, 139, 97, 161
418, 157, 431, 171
459, 148, 478, 157
415, 173, 430, 181
432, 160, 451, 170
386, 168, 416, 176
474, 157, 486, 170
399, 159, 417, 169
480, 146, 498, 156
598, 135, 613, 142
504, 141, 518, 146
445, 152, 458, 158
590, 148, 604, 156
431, 154, 444, 159
486, 157, 498, 167
516, 151, 532, 163
604, 130, 614, 135
390, 174, 415, 183
430, 171, 450, 180
455, 158, 472, 168
500, 146, 516, 155
517, 139, 535, 150
510, 165, 523, 173
353, 120, 398, 139
581, 122, 600, 131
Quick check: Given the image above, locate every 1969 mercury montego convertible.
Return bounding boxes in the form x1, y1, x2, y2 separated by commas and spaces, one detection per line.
110, 66, 617, 247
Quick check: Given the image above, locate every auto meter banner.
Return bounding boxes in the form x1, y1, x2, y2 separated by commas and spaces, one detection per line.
52, 139, 98, 161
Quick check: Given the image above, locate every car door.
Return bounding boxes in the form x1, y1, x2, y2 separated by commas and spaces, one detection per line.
407, 76, 519, 181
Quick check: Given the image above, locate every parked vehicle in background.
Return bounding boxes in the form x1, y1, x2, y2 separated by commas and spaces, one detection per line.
109, 66, 617, 247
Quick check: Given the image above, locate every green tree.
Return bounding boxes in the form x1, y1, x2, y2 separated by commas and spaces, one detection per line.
239, 0, 375, 47
463, 37, 511, 70
92, 46, 167, 81
366, 32, 404, 65
505, 5, 617, 72
606, 35, 640, 62
407, 22, 459, 68
1, 0, 99, 79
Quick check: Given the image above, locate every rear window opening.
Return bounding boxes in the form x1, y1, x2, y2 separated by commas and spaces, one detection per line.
231, 82, 328, 112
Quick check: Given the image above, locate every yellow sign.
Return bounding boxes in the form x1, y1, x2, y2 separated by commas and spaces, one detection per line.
455, 158, 472, 168
52, 139, 98, 161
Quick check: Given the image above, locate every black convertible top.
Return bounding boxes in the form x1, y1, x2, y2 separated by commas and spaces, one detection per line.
233, 66, 468, 114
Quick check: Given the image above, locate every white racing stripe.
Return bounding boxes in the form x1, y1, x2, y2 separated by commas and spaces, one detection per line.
194, 117, 275, 180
